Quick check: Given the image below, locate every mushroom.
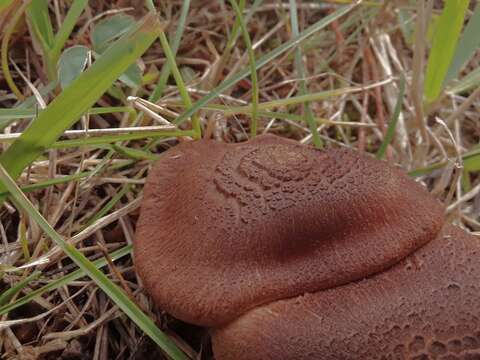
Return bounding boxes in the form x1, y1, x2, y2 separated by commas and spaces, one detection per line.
134, 134, 480, 359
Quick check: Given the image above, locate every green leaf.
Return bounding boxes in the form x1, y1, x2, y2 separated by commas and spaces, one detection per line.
445, 2, 480, 84
25, 0, 88, 82
89, 14, 142, 88
91, 14, 135, 53
119, 63, 143, 88
58, 45, 89, 89
424, 0, 469, 103
0, 13, 161, 189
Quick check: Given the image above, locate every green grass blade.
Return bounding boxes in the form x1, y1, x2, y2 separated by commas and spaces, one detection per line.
230, 0, 259, 137
376, 76, 405, 159
49, 129, 194, 149
50, 0, 88, 61
409, 147, 480, 177
0, 0, 15, 11
0, 246, 132, 316
144, 0, 154, 11
149, 0, 191, 102
170, 102, 370, 127
464, 154, 480, 172
0, 160, 134, 198
88, 106, 135, 115
26, 0, 54, 50
445, 2, 480, 84
26, 0, 56, 79
0, 81, 57, 130
174, 2, 358, 125
0, 170, 92, 197
0, 271, 41, 306
225, 0, 245, 52
157, 31, 201, 138
86, 183, 134, 227
448, 67, 480, 94
424, 0, 469, 103
0, 14, 161, 187
0, 106, 134, 120
205, 0, 264, 91
289, 0, 322, 148
0, 165, 188, 360
0, 108, 39, 120
224, 86, 362, 113
165, 85, 370, 118
111, 144, 158, 161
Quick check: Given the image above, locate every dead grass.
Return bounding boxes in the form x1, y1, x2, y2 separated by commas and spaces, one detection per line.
0, 1, 479, 359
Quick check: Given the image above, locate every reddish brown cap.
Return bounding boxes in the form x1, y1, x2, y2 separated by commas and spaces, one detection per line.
134, 134, 444, 327
212, 224, 480, 359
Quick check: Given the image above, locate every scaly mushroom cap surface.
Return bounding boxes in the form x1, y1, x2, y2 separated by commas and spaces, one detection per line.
134, 135, 444, 327
212, 224, 480, 359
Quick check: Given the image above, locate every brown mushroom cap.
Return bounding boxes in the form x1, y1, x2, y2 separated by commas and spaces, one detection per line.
212, 224, 480, 359
134, 134, 444, 327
